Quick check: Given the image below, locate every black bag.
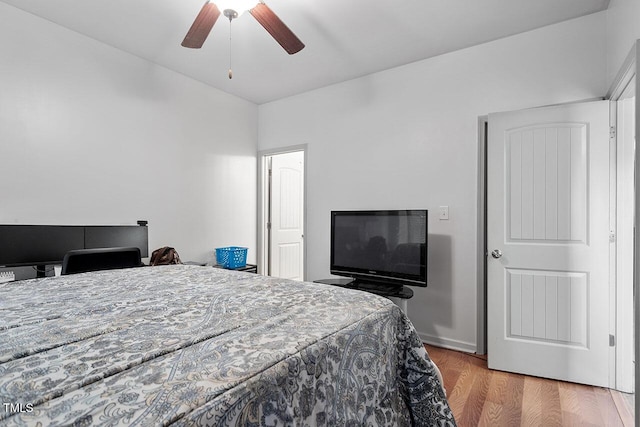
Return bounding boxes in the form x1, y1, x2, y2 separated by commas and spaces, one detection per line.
150, 246, 182, 266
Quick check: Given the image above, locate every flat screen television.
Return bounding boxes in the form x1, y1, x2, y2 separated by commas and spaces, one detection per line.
330, 210, 427, 289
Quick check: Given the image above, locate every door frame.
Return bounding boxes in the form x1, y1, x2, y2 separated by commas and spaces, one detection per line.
478, 41, 639, 392
635, 39, 640, 419
257, 145, 308, 279
607, 41, 637, 395
476, 116, 488, 356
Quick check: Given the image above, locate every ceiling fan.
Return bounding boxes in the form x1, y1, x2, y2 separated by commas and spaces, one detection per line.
181, 0, 305, 55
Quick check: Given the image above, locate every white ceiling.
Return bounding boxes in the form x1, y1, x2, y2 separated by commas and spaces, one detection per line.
2, 0, 609, 104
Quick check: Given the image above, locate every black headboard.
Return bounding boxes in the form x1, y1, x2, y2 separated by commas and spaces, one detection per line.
0, 223, 149, 270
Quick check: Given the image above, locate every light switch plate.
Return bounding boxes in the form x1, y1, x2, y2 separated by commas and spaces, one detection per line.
439, 206, 449, 220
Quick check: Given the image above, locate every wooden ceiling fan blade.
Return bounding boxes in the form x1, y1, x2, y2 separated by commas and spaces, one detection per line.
181, 2, 221, 49
250, 3, 304, 55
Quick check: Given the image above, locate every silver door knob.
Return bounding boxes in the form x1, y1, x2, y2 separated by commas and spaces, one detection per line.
491, 249, 502, 259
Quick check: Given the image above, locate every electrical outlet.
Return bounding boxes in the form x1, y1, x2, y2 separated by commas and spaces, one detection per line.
439, 206, 449, 220
0, 271, 15, 283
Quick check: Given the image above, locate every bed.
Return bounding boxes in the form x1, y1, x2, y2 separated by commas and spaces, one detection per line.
0, 265, 455, 426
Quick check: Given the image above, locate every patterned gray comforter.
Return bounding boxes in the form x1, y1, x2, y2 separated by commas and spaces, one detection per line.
0, 265, 455, 426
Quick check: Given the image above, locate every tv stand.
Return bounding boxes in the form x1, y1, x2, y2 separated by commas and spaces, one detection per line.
352, 280, 414, 299
313, 278, 414, 314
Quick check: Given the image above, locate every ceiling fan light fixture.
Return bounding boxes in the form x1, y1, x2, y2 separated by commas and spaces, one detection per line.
215, 0, 258, 17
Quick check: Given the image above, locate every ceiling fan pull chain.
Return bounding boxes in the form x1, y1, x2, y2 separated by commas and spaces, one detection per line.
228, 16, 233, 79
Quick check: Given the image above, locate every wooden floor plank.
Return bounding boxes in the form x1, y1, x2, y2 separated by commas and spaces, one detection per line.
539, 378, 562, 426
561, 382, 604, 427
424, 344, 634, 427
445, 353, 478, 423
521, 376, 543, 425
611, 389, 635, 427
593, 386, 625, 427
478, 370, 522, 426
458, 358, 492, 426
557, 380, 582, 426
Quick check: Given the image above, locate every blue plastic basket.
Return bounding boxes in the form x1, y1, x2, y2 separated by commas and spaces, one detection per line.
215, 246, 248, 269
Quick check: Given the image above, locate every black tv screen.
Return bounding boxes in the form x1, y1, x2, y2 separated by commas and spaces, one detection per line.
330, 210, 428, 287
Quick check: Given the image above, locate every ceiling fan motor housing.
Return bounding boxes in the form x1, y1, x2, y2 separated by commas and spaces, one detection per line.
223, 9, 239, 21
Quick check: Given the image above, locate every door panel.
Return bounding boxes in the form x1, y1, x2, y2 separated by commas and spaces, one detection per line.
507, 269, 587, 346
507, 124, 587, 242
278, 242, 302, 279
487, 101, 611, 387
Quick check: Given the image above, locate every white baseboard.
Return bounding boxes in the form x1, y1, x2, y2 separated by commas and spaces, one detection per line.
418, 331, 477, 354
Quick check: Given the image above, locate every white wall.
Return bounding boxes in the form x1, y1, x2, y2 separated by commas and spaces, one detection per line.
606, 0, 640, 87
258, 13, 607, 351
0, 3, 258, 276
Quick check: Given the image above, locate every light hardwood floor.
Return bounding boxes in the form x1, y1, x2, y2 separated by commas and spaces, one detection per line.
425, 345, 635, 427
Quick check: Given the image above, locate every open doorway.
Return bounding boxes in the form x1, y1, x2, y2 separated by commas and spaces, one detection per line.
258, 147, 306, 280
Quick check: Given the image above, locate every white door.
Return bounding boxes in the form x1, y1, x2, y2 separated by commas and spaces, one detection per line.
269, 151, 304, 280
487, 101, 612, 387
